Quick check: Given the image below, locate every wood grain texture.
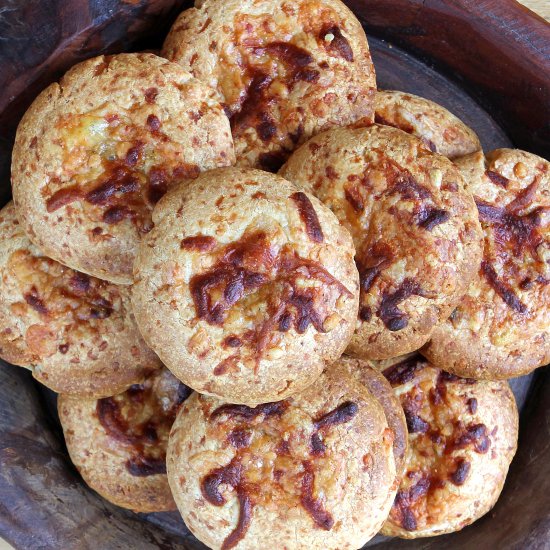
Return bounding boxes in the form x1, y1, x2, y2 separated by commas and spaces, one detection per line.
351, 0, 550, 158
0, 365, 188, 550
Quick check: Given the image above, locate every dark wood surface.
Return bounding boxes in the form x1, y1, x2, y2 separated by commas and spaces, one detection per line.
0, 1, 548, 549
351, 0, 550, 157
0, 365, 188, 550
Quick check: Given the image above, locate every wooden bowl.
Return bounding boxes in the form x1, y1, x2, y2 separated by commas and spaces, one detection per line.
0, 1, 548, 548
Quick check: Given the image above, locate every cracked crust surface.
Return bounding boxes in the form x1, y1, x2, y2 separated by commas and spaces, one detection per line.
0, 202, 161, 397
375, 90, 481, 160
374, 354, 518, 539
58, 368, 191, 512
423, 149, 550, 379
132, 167, 359, 405
280, 125, 483, 360
166, 368, 396, 550
11, 53, 234, 284
332, 355, 408, 478
162, 0, 375, 171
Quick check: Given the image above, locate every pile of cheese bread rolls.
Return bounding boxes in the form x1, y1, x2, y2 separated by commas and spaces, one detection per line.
1, 0, 548, 548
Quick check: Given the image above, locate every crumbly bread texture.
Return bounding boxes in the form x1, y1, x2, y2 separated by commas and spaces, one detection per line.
167, 368, 396, 549
132, 167, 359, 405
332, 355, 408, 477
280, 125, 483, 360
58, 368, 191, 512
375, 354, 518, 538
0, 202, 160, 397
11, 52, 234, 284
424, 149, 549, 379
375, 90, 481, 159
163, 0, 376, 170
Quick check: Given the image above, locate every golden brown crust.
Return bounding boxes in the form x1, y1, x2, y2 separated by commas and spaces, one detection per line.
332, 355, 408, 477
376, 354, 518, 538
0, 202, 161, 397
58, 369, 191, 512
375, 90, 481, 159
167, 369, 396, 549
280, 125, 483, 360
11, 53, 234, 284
162, 0, 376, 170
424, 149, 550, 379
132, 167, 359, 405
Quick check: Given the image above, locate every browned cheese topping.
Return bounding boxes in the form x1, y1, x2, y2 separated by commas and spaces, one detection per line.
199, 398, 358, 549
188, 229, 351, 371
383, 356, 491, 532
475, 173, 548, 315
374, 111, 437, 154
290, 191, 324, 243
440, 154, 549, 352
44, 97, 202, 233
206, 2, 362, 170
7, 249, 121, 359
345, 151, 450, 331
97, 373, 191, 476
